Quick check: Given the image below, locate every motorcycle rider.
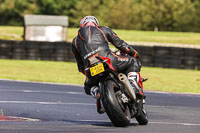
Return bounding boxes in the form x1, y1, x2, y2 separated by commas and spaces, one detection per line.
72, 16, 145, 113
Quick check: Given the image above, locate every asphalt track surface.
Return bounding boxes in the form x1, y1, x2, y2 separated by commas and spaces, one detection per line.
0, 80, 199, 133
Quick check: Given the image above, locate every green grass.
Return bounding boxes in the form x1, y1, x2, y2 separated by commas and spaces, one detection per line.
0, 26, 23, 40
0, 59, 85, 85
114, 29, 200, 45
1, 26, 200, 45
141, 67, 200, 93
0, 59, 200, 94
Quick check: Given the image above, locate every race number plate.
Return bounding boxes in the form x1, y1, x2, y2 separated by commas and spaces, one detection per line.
90, 63, 105, 76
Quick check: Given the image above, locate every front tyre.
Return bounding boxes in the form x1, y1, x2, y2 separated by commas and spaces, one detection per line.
100, 80, 131, 127
136, 101, 148, 125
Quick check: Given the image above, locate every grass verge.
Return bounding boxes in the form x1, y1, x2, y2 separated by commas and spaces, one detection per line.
0, 59, 199, 94
1, 26, 200, 45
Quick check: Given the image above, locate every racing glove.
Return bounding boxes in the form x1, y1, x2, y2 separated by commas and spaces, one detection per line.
120, 45, 140, 59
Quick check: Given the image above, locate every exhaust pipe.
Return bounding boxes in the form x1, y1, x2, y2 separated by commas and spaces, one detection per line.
118, 73, 136, 101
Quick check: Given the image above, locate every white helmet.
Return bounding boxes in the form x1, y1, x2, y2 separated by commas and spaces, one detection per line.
80, 16, 99, 27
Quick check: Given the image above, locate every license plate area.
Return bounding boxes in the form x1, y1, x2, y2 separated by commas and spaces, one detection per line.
90, 63, 105, 76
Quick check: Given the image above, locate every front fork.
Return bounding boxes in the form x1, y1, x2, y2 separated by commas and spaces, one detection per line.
128, 98, 145, 118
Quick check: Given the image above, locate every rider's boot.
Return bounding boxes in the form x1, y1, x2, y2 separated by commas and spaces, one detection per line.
127, 72, 146, 100
90, 86, 105, 114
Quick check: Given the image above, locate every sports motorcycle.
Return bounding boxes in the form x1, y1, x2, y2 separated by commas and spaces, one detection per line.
85, 52, 148, 127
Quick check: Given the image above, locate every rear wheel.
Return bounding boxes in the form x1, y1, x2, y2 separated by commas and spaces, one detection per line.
101, 80, 131, 127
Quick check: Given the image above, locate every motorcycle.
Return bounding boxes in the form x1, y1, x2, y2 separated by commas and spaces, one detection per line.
85, 53, 148, 127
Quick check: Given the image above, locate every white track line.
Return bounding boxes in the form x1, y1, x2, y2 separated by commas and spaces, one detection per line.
0, 79, 83, 87
9, 116, 40, 121
1, 79, 200, 96
0, 101, 95, 106
145, 90, 200, 96
0, 89, 84, 95
79, 120, 200, 126
149, 121, 200, 126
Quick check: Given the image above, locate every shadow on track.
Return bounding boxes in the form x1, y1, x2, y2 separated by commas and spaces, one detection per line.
61, 119, 138, 127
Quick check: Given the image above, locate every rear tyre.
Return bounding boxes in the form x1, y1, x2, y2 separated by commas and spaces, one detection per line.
101, 80, 131, 127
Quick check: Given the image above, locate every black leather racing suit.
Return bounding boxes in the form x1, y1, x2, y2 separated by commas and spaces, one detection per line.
72, 26, 141, 95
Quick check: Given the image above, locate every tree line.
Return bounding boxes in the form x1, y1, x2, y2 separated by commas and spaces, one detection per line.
0, 0, 200, 32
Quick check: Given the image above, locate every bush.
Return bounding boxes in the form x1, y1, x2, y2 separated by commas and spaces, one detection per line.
0, 0, 200, 32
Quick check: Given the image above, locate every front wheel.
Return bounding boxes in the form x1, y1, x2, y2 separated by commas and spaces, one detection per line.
100, 80, 131, 127
136, 100, 148, 125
